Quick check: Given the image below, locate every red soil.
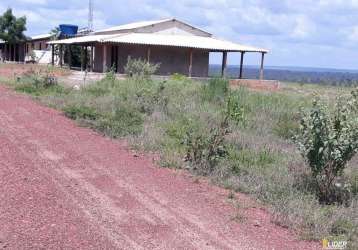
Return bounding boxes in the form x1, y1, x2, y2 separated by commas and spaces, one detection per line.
0, 85, 319, 249
230, 79, 281, 92
0, 64, 68, 79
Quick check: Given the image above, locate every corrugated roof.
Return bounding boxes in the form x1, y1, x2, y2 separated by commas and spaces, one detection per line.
106, 33, 268, 52
48, 33, 268, 53
47, 34, 122, 44
95, 19, 173, 34
30, 34, 52, 40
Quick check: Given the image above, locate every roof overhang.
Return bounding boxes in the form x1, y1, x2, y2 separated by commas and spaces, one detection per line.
48, 33, 268, 53
29, 34, 53, 41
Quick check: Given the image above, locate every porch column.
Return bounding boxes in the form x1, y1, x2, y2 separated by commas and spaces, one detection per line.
221, 51, 227, 78
147, 46, 151, 62
51, 45, 55, 66
80, 46, 84, 71
239, 51, 245, 79
68, 45, 72, 69
260, 52, 265, 80
103, 44, 107, 72
85, 46, 88, 71
59, 44, 63, 68
90, 45, 94, 72
188, 48, 193, 77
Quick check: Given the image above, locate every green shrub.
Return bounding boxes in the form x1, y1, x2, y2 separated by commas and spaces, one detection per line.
103, 66, 117, 84
13, 69, 64, 96
170, 73, 187, 81
295, 92, 358, 204
201, 78, 229, 102
227, 93, 247, 126
124, 57, 160, 79
184, 115, 229, 174
63, 105, 99, 120
96, 105, 144, 138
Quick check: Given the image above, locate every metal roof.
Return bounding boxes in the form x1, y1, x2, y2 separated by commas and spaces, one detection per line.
47, 34, 122, 44
94, 18, 212, 36
30, 34, 53, 40
48, 33, 268, 53
106, 33, 268, 52
95, 19, 173, 34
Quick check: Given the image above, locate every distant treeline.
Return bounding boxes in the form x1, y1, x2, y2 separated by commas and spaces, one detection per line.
209, 65, 358, 86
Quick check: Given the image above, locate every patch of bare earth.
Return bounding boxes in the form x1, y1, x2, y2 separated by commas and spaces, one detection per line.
0, 85, 319, 249
0, 64, 69, 79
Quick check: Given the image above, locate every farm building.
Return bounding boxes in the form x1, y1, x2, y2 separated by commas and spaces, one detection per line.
0, 34, 53, 63
48, 18, 268, 78
0, 39, 26, 62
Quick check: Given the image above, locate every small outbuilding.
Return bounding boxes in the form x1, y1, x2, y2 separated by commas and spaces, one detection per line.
49, 18, 269, 78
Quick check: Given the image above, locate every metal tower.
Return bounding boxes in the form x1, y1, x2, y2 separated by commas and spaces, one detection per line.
88, 0, 94, 32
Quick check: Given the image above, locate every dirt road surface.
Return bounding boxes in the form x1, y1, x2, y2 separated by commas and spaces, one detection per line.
0, 86, 319, 249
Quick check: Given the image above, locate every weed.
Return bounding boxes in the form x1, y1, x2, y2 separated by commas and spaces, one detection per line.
63, 105, 99, 120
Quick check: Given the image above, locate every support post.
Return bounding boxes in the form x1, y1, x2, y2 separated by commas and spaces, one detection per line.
51, 45, 55, 66
260, 52, 265, 80
90, 45, 94, 72
85, 46, 88, 71
239, 51, 245, 79
147, 46, 151, 62
80, 46, 84, 71
59, 44, 63, 68
68, 45, 72, 69
221, 51, 227, 78
188, 49, 193, 77
3, 44, 6, 61
103, 44, 107, 72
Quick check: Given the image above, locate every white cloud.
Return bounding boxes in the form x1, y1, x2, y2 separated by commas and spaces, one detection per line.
1, 0, 358, 68
291, 15, 316, 39
17, 0, 48, 4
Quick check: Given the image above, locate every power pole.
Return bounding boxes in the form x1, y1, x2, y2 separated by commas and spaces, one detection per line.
88, 0, 94, 32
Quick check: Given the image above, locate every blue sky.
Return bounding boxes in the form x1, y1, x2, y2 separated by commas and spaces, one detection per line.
1, 0, 358, 69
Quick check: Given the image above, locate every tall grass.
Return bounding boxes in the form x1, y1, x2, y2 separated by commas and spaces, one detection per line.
7, 73, 358, 247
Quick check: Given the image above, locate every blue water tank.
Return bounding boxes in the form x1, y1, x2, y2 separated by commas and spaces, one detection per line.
59, 24, 78, 36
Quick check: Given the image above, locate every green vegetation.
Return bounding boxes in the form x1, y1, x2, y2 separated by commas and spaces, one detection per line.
295, 91, 358, 205
124, 57, 160, 79
14, 69, 67, 96
3, 63, 357, 248
0, 8, 27, 55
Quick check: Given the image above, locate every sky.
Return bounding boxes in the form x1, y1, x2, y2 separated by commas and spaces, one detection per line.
1, 0, 358, 69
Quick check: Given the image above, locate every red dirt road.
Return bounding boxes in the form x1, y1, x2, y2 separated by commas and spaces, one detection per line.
0, 86, 319, 250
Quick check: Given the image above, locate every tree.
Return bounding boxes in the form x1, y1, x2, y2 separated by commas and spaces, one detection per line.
295, 89, 358, 204
0, 8, 27, 61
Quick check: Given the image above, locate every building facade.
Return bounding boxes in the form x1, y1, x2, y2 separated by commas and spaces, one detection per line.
49, 18, 268, 78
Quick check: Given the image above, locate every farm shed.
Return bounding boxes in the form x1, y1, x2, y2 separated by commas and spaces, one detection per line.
0, 34, 53, 63
48, 18, 269, 78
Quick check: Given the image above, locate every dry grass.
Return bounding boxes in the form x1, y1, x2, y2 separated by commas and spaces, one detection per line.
1, 67, 357, 246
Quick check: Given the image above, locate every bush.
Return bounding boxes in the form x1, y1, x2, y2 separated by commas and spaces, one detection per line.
96, 105, 144, 138
14, 69, 64, 96
295, 90, 358, 204
63, 105, 99, 120
170, 73, 187, 81
201, 78, 229, 102
104, 66, 116, 83
184, 115, 229, 174
124, 57, 160, 79
227, 93, 247, 126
